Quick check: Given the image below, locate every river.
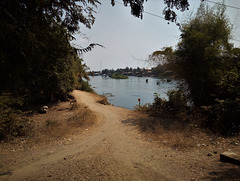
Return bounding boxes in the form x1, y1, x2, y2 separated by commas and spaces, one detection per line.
89, 76, 179, 110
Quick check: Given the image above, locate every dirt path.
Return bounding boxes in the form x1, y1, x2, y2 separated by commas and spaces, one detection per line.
1, 90, 239, 180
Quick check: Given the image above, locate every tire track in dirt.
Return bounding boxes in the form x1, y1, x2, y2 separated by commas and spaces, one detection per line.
3, 90, 188, 181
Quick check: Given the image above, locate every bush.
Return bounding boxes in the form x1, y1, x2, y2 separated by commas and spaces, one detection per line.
134, 103, 151, 112
147, 91, 240, 135
97, 96, 109, 105
76, 80, 93, 92
167, 90, 188, 111
202, 99, 240, 135
150, 90, 188, 115
0, 95, 33, 140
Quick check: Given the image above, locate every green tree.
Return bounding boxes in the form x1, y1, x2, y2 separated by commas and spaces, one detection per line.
148, 3, 240, 133
215, 48, 240, 100
149, 47, 175, 66
165, 3, 239, 133
174, 3, 233, 106
0, 0, 99, 101
148, 47, 177, 77
113, 0, 190, 22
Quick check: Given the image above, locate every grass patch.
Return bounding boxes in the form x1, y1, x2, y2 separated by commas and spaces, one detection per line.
129, 90, 209, 149
134, 103, 151, 112
67, 104, 96, 127
45, 119, 59, 127
124, 113, 198, 150
0, 95, 34, 141
36, 102, 96, 140
0, 95, 97, 144
96, 93, 111, 105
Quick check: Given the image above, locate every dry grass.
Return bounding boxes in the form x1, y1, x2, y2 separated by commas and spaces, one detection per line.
30, 100, 96, 144
67, 104, 96, 128
125, 112, 206, 150
97, 96, 109, 105
0, 97, 98, 152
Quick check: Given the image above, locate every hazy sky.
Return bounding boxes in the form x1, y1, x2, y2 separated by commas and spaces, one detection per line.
74, 0, 240, 71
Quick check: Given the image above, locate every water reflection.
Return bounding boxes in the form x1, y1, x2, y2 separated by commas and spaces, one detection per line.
89, 76, 178, 110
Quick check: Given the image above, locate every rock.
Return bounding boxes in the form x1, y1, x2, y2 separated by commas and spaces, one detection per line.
40, 106, 48, 113
207, 152, 213, 157
231, 141, 239, 146
220, 152, 240, 166
70, 176, 78, 181
47, 151, 54, 155
213, 151, 218, 154
70, 99, 77, 105
0, 171, 12, 176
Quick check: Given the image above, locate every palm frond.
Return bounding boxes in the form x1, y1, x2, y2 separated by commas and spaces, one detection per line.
75, 43, 104, 54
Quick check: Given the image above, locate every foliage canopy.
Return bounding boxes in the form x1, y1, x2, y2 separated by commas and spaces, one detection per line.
0, 0, 99, 101
149, 3, 240, 134
176, 3, 233, 106
112, 0, 190, 22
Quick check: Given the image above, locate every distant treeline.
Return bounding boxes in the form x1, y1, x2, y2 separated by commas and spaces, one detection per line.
89, 66, 175, 78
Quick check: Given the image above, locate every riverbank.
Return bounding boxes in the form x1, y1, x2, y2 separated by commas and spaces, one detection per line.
0, 90, 239, 180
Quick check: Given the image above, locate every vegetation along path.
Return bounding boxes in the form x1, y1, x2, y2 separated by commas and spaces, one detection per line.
1, 90, 240, 180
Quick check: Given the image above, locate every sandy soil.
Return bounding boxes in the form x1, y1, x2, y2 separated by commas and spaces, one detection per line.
0, 90, 239, 181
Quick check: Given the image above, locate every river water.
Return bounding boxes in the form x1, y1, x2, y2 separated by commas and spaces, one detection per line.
89, 76, 179, 110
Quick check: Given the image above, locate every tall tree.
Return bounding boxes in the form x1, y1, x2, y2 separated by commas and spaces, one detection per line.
149, 3, 240, 133
0, 0, 99, 100
0, 0, 204, 100
174, 3, 233, 106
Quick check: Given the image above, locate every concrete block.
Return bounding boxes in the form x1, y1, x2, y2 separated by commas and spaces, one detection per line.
220, 152, 240, 166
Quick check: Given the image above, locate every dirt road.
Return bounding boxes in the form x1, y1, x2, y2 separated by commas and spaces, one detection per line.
1, 90, 239, 180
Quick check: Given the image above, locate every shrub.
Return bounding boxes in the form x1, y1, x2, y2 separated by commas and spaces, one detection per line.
76, 80, 93, 92
150, 89, 188, 115
45, 119, 59, 127
167, 89, 188, 111
148, 91, 240, 135
97, 96, 109, 105
202, 99, 240, 135
134, 103, 151, 112
0, 95, 33, 140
